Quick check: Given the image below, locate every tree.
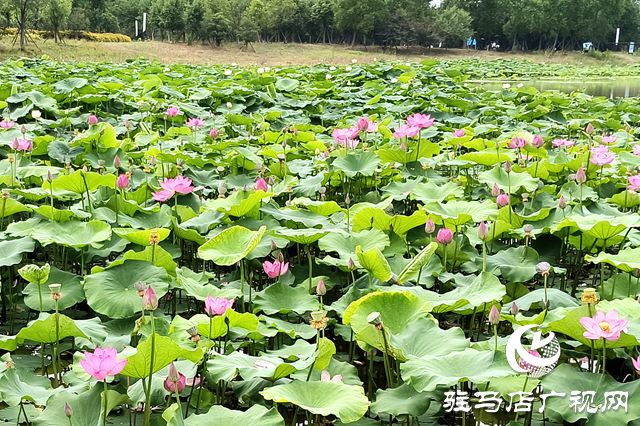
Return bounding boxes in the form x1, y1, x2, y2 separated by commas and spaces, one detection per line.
8, 0, 38, 50
66, 7, 89, 38
42, 0, 72, 43
184, 0, 205, 45
432, 4, 473, 48
310, 0, 334, 43
334, 0, 388, 46
373, 8, 415, 51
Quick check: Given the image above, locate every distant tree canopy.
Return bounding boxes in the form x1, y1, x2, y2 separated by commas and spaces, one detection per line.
0, 0, 637, 51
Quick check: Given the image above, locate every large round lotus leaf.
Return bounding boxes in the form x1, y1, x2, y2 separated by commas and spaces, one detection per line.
120, 334, 203, 379
173, 405, 284, 426
190, 311, 259, 339
557, 213, 640, 240
273, 228, 331, 245
401, 349, 515, 392
586, 247, 640, 272
261, 380, 370, 424
397, 242, 438, 284
331, 150, 380, 178
203, 190, 270, 218
42, 170, 116, 194
0, 198, 31, 217
371, 383, 434, 418
352, 208, 427, 237
198, 225, 266, 265
83, 260, 170, 319
292, 358, 363, 386
253, 282, 319, 315
318, 229, 389, 262
29, 220, 111, 247
23, 267, 85, 311
541, 364, 640, 426
343, 291, 432, 357
16, 313, 88, 344
180, 276, 241, 301
356, 245, 391, 282
0, 236, 35, 266
422, 200, 498, 226
0, 368, 63, 407
207, 351, 315, 383
478, 168, 539, 193
113, 227, 171, 246
390, 318, 469, 360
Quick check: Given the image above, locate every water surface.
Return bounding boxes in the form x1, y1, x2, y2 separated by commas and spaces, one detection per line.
473, 77, 640, 98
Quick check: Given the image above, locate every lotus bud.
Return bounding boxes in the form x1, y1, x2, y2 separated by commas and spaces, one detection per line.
142, 286, 158, 311
495, 141, 500, 150
82, 165, 88, 173
283, 127, 289, 134
316, 279, 326, 296
511, 302, 519, 316
536, 262, 551, 276
425, 218, 435, 234
436, 228, 453, 245
586, 123, 594, 134
531, 135, 544, 148
345, 194, 350, 206
496, 194, 509, 208
348, 258, 355, 270
47, 171, 53, 183
210, 128, 218, 138
491, 183, 500, 197
576, 167, 587, 184
488, 305, 500, 325
20, 125, 26, 134
226, 102, 232, 109
478, 221, 489, 241
88, 115, 98, 126
10, 139, 18, 150
400, 142, 407, 151
134, 281, 147, 296
523, 224, 534, 237
268, 175, 275, 185
167, 362, 180, 384
282, 139, 287, 148
113, 155, 121, 169
150, 156, 157, 166
504, 161, 512, 173
125, 120, 131, 129
559, 196, 567, 209
278, 252, 284, 263
64, 403, 73, 419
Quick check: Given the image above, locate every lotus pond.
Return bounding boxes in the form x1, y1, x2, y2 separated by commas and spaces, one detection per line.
3, 58, 640, 426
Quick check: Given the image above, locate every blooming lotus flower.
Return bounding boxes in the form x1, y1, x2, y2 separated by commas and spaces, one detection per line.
116, 174, 129, 190
552, 138, 574, 147
392, 124, 420, 139
436, 228, 453, 245
601, 135, 617, 144
580, 309, 628, 341
152, 176, 194, 202
263, 259, 289, 278
166, 107, 180, 117
0, 119, 14, 129
453, 129, 465, 138
531, 136, 544, 148
496, 194, 510, 208
205, 296, 234, 316
10, 139, 32, 152
590, 152, 615, 166
518, 349, 540, 371
79, 347, 128, 381
88, 115, 98, 126
628, 174, 640, 191
345, 138, 360, 149
406, 113, 434, 129
591, 145, 609, 155
332, 127, 360, 143
254, 178, 268, 192
320, 370, 343, 381
507, 137, 526, 149
634, 145, 640, 157
357, 118, 378, 133
187, 118, 205, 128
164, 362, 186, 394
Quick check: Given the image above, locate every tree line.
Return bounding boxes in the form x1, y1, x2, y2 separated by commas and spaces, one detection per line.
1, 0, 638, 52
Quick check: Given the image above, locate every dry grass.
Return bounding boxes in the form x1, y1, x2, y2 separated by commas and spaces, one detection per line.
1, 36, 639, 67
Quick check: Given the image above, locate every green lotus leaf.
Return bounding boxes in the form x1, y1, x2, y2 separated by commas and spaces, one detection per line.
208, 351, 315, 383
376, 140, 440, 163
332, 150, 380, 177
423, 200, 498, 227
191, 310, 259, 339
273, 228, 332, 245
352, 208, 427, 237
411, 181, 464, 203
198, 225, 266, 265
84, 260, 170, 319
356, 245, 392, 282
458, 149, 511, 166
0, 368, 63, 406
397, 242, 438, 284
43, 170, 116, 194
180, 276, 241, 301
259, 315, 317, 339
292, 357, 363, 386
18, 263, 50, 284
0, 197, 31, 217
23, 267, 85, 311
371, 383, 435, 418
32, 205, 75, 222
401, 349, 515, 392
557, 213, 640, 240
314, 337, 336, 371
90, 244, 177, 277
170, 405, 284, 426
261, 380, 370, 424
390, 317, 469, 360
586, 247, 640, 272
478, 168, 539, 193
16, 313, 88, 344
261, 203, 331, 228
120, 333, 203, 379
29, 220, 111, 247
203, 190, 270, 218
253, 282, 319, 315
0, 236, 35, 266
479, 246, 539, 282
509, 288, 578, 312
318, 229, 389, 265
113, 227, 171, 246
292, 197, 343, 216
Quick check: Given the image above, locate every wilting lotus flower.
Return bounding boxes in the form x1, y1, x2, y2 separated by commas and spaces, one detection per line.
357, 118, 378, 132
79, 347, 127, 381
580, 309, 628, 341
88, 115, 98, 126
166, 107, 179, 117
164, 362, 186, 394
436, 228, 453, 245
392, 124, 420, 139
576, 167, 587, 184
628, 174, 640, 191
601, 135, 617, 144
205, 296, 234, 316
406, 113, 434, 129
590, 152, 615, 166
507, 137, 526, 149
116, 174, 129, 190
453, 129, 465, 138
187, 118, 205, 128
254, 178, 268, 192
425, 218, 435, 234
152, 176, 194, 202
496, 194, 510, 208
263, 260, 289, 278
0, 119, 14, 129
531, 136, 544, 148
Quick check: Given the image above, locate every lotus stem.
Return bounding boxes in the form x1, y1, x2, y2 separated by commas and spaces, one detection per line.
380, 326, 394, 388
306, 246, 313, 294
602, 339, 607, 376
482, 241, 487, 272
143, 314, 155, 426
493, 324, 498, 351
543, 274, 548, 307
1, 196, 6, 231
240, 259, 245, 312
103, 379, 108, 426
442, 247, 448, 273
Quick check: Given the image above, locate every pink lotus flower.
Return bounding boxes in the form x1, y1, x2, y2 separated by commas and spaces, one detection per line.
453, 129, 465, 138
263, 260, 289, 278
345, 138, 360, 149
205, 296, 234, 316
254, 178, 268, 192
357, 118, 378, 133
586, 123, 595, 134
436, 228, 453, 245
164, 362, 186, 394
576, 167, 587, 184
116, 174, 129, 190
152, 176, 194, 202
507, 137, 526, 149
210, 128, 219, 138
0, 119, 14, 129
634, 145, 640, 156
406, 113, 434, 129
518, 349, 541, 371
601, 136, 617, 144
628, 174, 640, 191
632, 356, 640, 374
531, 136, 544, 148
580, 309, 628, 341
166, 107, 180, 117
142, 286, 158, 311
88, 115, 98, 126
497, 194, 510, 207
332, 126, 360, 143
79, 347, 128, 381
11, 139, 32, 152
491, 183, 500, 197
392, 124, 420, 139
552, 139, 574, 147
320, 370, 342, 381
425, 218, 435, 234
187, 118, 205, 128
590, 152, 615, 166
591, 145, 609, 155
489, 305, 500, 325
